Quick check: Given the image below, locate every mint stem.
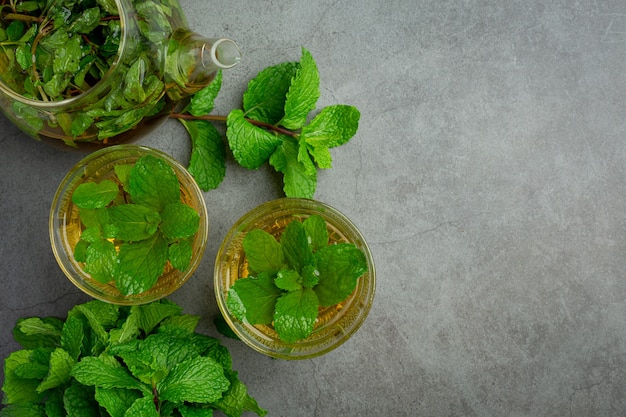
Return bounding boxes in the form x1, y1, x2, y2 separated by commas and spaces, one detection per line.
169, 113, 298, 138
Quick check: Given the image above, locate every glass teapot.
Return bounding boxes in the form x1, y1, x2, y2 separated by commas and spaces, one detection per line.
0, 0, 240, 150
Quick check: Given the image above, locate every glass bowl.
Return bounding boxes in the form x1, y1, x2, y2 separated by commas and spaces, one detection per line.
50, 145, 209, 305
214, 198, 375, 359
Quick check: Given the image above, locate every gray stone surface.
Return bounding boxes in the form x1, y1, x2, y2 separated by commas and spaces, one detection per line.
2, 0, 626, 415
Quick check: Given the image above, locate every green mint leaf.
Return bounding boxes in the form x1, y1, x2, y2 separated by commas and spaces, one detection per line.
160, 202, 200, 239
114, 164, 133, 191
307, 144, 333, 169
303, 214, 328, 252
227, 273, 282, 324
36, 348, 75, 393
269, 139, 317, 198
6, 21, 26, 42
61, 315, 84, 360
73, 301, 119, 345
243, 62, 298, 124
242, 229, 285, 274
53, 36, 81, 75
183, 119, 226, 191
128, 155, 180, 211
72, 180, 119, 209
226, 109, 283, 169
94, 387, 142, 417
137, 301, 183, 334
124, 56, 148, 103
78, 207, 110, 229
280, 48, 320, 130
84, 239, 117, 284
314, 243, 368, 306
12, 317, 63, 349
157, 356, 230, 403
274, 288, 319, 343
214, 372, 268, 417
2, 351, 41, 404
71, 355, 149, 393
0, 403, 46, 416
14, 360, 49, 380
45, 390, 65, 417
301, 264, 320, 289
107, 204, 161, 241
178, 404, 214, 417
281, 220, 314, 273
63, 381, 101, 417
274, 269, 302, 292
297, 138, 316, 176
70, 7, 101, 34
124, 397, 159, 417
189, 70, 222, 116
15, 45, 30, 71
70, 112, 94, 138
169, 239, 193, 271
108, 306, 141, 345
158, 314, 201, 335
115, 234, 169, 295
301, 104, 360, 148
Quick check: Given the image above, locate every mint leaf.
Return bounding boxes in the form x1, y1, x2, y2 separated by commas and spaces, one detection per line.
307, 144, 333, 169
63, 381, 100, 417
301, 104, 360, 148
72, 180, 118, 209
124, 397, 159, 417
274, 269, 302, 292
214, 371, 268, 417
280, 220, 314, 273
108, 306, 141, 345
301, 264, 320, 289
0, 403, 46, 417
71, 355, 149, 393
128, 155, 180, 211
107, 204, 161, 241
12, 317, 63, 349
227, 109, 283, 169
183, 119, 226, 191
189, 70, 222, 116
53, 36, 81, 75
169, 239, 193, 271
94, 387, 142, 417
280, 48, 320, 130
160, 202, 199, 239
84, 239, 117, 284
36, 348, 75, 393
273, 288, 319, 343
79, 226, 102, 244
303, 214, 328, 252
178, 404, 214, 417
114, 164, 133, 191
242, 229, 284, 274
115, 234, 168, 295
61, 316, 83, 361
137, 301, 183, 334
2, 350, 41, 404
157, 356, 230, 403
314, 243, 368, 306
269, 139, 317, 198
227, 273, 282, 324
243, 62, 298, 124
70, 7, 101, 34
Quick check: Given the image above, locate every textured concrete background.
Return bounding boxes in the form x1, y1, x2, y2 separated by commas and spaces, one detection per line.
2, 0, 626, 415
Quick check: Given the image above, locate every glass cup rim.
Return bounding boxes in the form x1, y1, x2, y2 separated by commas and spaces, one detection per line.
214, 197, 376, 359
49, 144, 209, 305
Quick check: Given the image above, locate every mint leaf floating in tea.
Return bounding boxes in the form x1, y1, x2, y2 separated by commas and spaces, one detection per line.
0, 299, 267, 416
70, 155, 201, 295
227, 214, 368, 343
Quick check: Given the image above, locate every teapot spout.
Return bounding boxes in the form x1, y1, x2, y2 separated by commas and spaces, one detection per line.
165, 30, 241, 100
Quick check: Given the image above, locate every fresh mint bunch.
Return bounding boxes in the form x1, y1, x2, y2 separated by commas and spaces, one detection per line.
226, 215, 368, 343
174, 48, 361, 198
71, 154, 200, 295
0, 299, 267, 417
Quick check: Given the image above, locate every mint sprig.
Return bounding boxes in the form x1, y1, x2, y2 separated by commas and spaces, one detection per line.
172, 47, 361, 199
226, 215, 368, 343
0, 299, 267, 417
71, 154, 200, 295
